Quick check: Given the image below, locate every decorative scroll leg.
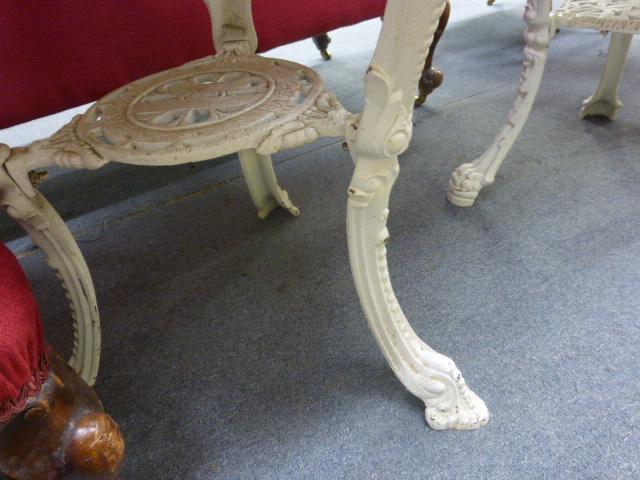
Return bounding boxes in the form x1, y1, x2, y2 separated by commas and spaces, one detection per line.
415, 0, 451, 107
581, 32, 632, 121
0, 146, 100, 385
312, 34, 332, 61
238, 149, 300, 219
447, 0, 553, 207
347, 157, 489, 430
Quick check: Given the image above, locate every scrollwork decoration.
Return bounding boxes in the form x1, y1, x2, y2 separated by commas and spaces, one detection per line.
257, 92, 355, 154
30, 116, 108, 171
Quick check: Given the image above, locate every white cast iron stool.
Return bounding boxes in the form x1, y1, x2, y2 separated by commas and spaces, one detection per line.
447, 0, 640, 207
0, 0, 489, 430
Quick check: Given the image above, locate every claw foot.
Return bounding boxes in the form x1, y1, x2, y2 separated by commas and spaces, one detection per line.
447, 163, 484, 207
419, 353, 489, 430
425, 382, 489, 430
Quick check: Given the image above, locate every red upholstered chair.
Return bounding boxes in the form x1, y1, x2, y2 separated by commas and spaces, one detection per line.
0, 242, 125, 479
0, 0, 450, 130
0, 243, 48, 425
0, 0, 389, 129
0, 0, 489, 430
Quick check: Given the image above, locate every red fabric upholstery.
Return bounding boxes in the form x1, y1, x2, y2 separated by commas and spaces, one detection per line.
0, 242, 49, 422
0, 0, 385, 129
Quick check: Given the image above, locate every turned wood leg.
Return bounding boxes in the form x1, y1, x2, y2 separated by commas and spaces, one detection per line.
346, 156, 489, 430
0, 352, 125, 480
0, 145, 101, 385
581, 32, 633, 121
415, 0, 451, 107
312, 33, 332, 60
238, 149, 300, 219
447, 0, 553, 207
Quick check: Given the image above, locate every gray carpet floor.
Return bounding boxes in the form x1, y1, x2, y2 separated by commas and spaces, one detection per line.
2, 2, 639, 478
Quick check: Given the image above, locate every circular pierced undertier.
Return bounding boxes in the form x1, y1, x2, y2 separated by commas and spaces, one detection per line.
77, 54, 326, 165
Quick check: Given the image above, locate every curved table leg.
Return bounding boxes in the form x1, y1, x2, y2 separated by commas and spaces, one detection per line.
1, 145, 100, 385
581, 32, 632, 121
238, 149, 300, 219
447, 0, 553, 207
347, 156, 489, 430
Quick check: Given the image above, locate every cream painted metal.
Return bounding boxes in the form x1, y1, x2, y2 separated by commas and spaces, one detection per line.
0, 0, 489, 430
447, 0, 640, 207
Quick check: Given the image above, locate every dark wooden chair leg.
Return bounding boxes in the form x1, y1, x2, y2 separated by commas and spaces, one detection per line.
312, 33, 332, 60
415, 0, 451, 106
0, 352, 125, 480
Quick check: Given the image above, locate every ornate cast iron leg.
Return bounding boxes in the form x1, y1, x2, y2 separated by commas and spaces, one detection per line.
347, 157, 489, 429
0, 143, 102, 385
415, 0, 451, 107
581, 32, 633, 121
347, 0, 488, 429
447, 0, 553, 207
238, 149, 300, 219
313, 34, 332, 60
